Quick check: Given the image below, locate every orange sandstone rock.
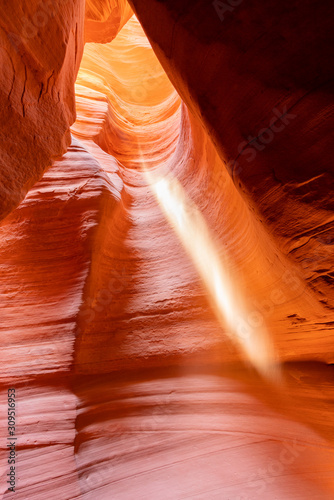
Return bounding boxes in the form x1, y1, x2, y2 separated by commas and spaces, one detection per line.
85, 0, 133, 43
0, 5, 334, 500
0, 0, 85, 222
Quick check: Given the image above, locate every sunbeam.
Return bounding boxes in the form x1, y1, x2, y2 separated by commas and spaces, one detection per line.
145, 170, 281, 382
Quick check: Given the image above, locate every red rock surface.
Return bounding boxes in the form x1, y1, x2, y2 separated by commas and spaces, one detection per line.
0, 0, 85, 221
1, 4, 334, 500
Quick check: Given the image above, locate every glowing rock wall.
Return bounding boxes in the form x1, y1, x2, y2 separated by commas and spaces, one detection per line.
0, 2, 334, 499
0, 0, 85, 221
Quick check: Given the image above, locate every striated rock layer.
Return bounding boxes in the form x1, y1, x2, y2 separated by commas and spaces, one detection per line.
0, 5, 334, 500
85, 0, 133, 43
71, 16, 334, 372
128, 0, 334, 311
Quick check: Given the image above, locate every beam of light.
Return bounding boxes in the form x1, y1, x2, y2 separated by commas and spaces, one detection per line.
145, 170, 281, 382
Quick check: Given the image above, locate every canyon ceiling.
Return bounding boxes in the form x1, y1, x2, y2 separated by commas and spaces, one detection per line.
0, 0, 334, 498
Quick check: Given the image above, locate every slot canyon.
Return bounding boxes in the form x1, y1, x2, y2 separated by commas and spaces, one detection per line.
0, 0, 334, 498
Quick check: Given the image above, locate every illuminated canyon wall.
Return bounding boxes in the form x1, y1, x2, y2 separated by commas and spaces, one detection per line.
0, 1, 334, 498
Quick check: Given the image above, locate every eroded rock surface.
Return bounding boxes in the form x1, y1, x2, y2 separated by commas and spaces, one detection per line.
85, 0, 132, 43
0, 0, 85, 221
1, 4, 334, 500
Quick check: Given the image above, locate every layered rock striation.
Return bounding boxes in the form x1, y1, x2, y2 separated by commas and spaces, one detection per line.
1, 3, 334, 499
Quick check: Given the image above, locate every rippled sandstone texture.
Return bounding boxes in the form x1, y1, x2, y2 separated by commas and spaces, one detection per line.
1, 2, 334, 500
85, 0, 132, 43
129, 0, 334, 310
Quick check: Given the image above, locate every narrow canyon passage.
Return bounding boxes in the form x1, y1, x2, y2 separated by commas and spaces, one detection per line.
70, 17, 334, 500
1, 3, 334, 500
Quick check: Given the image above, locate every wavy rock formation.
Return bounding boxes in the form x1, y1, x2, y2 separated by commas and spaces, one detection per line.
1, 3, 334, 500
85, 0, 132, 43
128, 0, 334, 310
